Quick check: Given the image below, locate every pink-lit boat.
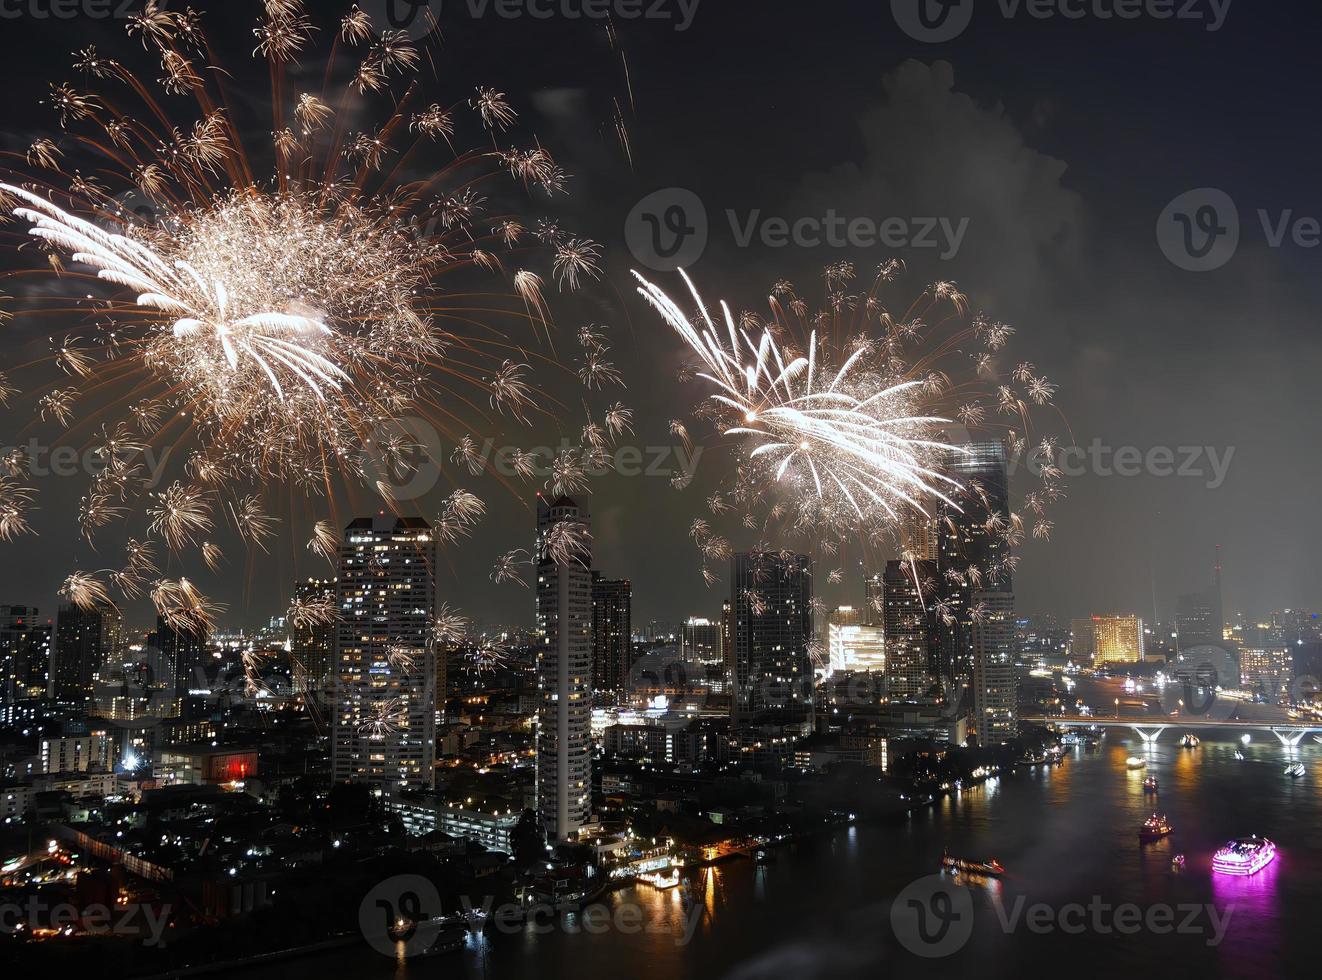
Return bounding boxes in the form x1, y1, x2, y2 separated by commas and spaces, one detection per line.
1212, 836, 1277, 876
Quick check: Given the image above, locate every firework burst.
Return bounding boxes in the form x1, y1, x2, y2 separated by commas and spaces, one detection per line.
0, 1, 618, 624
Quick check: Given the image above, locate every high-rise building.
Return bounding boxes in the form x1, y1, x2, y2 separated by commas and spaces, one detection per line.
590, 573, 632, 697
1240, 647, 1292, 701
1091, 615, 1146, 664
152, 617, 208, 693
936, 441, 1011, 680
729, 551, 813, 731
1069, 617, 1097, 661
971, 591, 1018, 744
681, 617, 723, 665
882, 560, 934, 699
51, 603, 123, 706
1, 607, 45, 706
535, 495, 593, 841
1177, 586, 1224, 649
331, 516, 437, 793
292, 577, 338, 704
828, 622, 886, 675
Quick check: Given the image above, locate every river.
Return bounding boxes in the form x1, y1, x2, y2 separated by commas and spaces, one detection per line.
242, 731, 1319, 979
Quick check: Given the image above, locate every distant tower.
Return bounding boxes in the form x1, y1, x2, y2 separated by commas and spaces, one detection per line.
536, 495, 593, 841
729, 551, 813, 732
331, 516, 437, 792
881, 560, 934, 699
51, 603, 122, 707
291, 577, 338, 705
0, 607, 43, 708
936, 440, 1012, 680
971, 591, 1018, 744
152, 616, 207, 694
590, 572, 632, 699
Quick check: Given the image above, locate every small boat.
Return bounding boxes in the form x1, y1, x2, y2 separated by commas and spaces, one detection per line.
1139, 814, 1174, 841
1180, 734, 1200, 748
1142, 776, 1159, 793
1234, 750, 1245, 760
754, 848, 768, 863
940, 849, 1005, 877
639, 867, 682, 889
1126, 756, 1147, 770
1212, 836, 1277, 876
1284, 762, 1306, 778
1171, 854, 1186, 871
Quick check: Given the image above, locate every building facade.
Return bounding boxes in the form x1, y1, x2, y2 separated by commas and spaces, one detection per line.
882, 560, 934, 699
535, 496, 593, 840
971, 591, 1018, 744
729, 552, 814, 732
51, 603, 122, 706
590, 573, 632, 698
331, 516, 437, 792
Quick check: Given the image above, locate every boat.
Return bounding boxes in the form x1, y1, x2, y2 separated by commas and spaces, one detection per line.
1284, 762, 1306, 778
1180, 734, 1200, 748
1139, 814, 1174, 841
940, 849, 1005, 877
1142, 776, 1159, 792
1212, 836, 1277, 876
1234, 750, 1245, 760
1126, 756, 1147, 770
1171, 854, 1186, 871
639, 867, 682, 889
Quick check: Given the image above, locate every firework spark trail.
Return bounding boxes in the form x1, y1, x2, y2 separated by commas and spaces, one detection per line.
634, 269, 967, 526
0, 1, 626, 626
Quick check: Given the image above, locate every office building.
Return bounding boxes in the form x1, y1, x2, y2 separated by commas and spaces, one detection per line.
1, 606, 45, 706
331, 515, 438, 793
881, 560, 934, 699
291, 577, 338, 703
590, 573, 632, 697
680, 617, 724, 665
828, 622, 886, 675
1091, 615, 1146, 664
729, 551, 814, 732
51, 603, 122, 706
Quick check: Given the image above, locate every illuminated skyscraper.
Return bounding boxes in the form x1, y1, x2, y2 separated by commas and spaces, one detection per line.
1, 607, 44, 707
536, 495, 593, 840
1090, 615, 1146, 664
882, 560, 934, 699
971, 591, 1018, 744
292, 577, 338, 704
681, 617, 724, 665
51, 603, 122, 707
331, 516, 437, 792
590, 573, 632, 698
730, 551, 813, 732
937, 440, 1012, 680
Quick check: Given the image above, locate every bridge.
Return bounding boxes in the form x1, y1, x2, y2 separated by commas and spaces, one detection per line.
1021, 715, 1322, 748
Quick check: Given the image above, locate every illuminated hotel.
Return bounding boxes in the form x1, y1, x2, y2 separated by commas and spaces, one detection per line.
331, 516, 438, 792
1088, 615, 1146, 664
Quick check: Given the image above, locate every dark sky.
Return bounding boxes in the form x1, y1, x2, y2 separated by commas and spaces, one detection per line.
1, 1, 1320, 633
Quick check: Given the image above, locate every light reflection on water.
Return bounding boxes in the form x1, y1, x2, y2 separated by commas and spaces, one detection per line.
250, 734, 1315, 980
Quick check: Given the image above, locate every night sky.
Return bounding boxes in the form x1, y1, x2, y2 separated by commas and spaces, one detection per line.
1, 1, 1319, 632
